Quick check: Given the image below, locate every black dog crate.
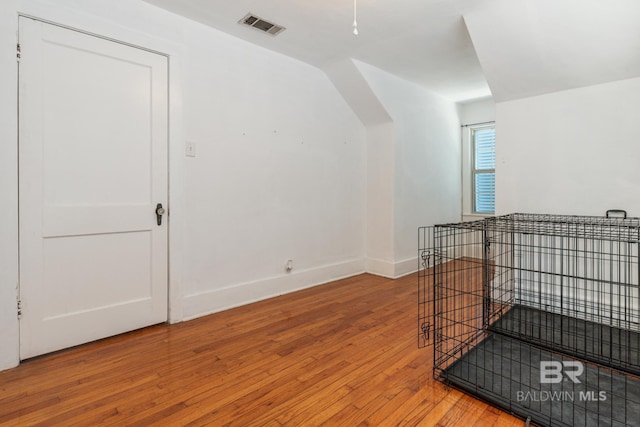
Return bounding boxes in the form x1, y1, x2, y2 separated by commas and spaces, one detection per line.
419, 213, 640, 426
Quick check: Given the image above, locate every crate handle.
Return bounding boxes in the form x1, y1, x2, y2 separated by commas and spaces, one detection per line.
606, 209, 627, 219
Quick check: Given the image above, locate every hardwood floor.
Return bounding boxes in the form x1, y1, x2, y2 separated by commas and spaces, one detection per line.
0, 273, 522, 426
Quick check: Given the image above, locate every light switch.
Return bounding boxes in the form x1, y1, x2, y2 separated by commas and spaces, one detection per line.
186, 141, 196, 157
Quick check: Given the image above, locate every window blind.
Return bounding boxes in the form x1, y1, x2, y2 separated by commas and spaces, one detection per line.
473, 128, 495, 213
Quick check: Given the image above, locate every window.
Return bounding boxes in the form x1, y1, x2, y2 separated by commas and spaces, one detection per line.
460, 99, 496, 220
461, 121, 495, 219
471, 126, 495, 214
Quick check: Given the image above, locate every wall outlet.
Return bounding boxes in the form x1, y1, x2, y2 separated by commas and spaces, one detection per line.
285, 259, 293, 272
185, 141, 197, 157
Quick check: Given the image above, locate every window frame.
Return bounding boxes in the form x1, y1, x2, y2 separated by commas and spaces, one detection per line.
471, 125, 496, 214
461, 122, 495, 219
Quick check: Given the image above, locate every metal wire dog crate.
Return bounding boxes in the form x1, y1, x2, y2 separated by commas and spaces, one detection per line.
419, 213, 640, 427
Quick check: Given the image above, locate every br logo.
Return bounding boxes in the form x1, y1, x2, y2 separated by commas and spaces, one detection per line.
540, 361, 584, 384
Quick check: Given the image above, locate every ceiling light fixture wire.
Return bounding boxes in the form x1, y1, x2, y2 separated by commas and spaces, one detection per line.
353, 0, 359, 35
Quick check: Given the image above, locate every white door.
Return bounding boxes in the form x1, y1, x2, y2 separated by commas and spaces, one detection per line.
18, 18, 169, 359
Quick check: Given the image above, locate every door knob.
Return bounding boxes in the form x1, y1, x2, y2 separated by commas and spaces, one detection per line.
156, 203, 165, 226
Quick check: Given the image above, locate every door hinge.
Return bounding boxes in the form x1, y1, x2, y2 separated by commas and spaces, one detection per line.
17, 299, 22, 319
16, 43, 21, 62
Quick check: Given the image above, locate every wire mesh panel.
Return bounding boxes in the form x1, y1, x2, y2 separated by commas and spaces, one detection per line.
432, 222, 486, 377
421, 213, 640, 426
418, 226, 435, 349
487, 213, 640, 375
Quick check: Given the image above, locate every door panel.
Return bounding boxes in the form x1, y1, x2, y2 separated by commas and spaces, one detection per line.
19, 18, 168, 359
42, 232, 153, 316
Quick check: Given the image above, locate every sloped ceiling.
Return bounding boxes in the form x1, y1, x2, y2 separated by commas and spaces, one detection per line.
143, 0, 640, 104
142, 0, 490, 103
464, 0, 640, 102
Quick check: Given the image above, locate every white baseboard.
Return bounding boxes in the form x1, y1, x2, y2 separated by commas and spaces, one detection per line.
393, 257, 419, 278
365, 257, 419, 279
183, 258, 365, 321
365, 258, 395, 278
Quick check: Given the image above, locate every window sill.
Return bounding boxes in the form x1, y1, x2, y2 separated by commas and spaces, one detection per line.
462, 213, 495, 222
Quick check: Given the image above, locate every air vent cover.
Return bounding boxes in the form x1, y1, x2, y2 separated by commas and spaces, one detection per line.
239, 13, 286, 36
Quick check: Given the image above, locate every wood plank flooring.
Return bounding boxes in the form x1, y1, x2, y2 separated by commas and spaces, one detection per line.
0, 273, 522, 426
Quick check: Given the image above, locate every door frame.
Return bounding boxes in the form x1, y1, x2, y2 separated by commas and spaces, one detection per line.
8, 7, 186, 366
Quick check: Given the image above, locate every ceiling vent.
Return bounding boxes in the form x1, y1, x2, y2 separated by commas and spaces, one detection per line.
239, 13, 286, 36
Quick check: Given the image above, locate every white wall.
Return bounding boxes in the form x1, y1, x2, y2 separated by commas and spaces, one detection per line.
496, 76, 640, 217
0, 0, 367, 370
364, 122, 395, 274
321, 59, 398, 278
323, 59, 392, 127
460, 97, 495, 125
355, 61, 461, 275
181, 26, 367, 317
